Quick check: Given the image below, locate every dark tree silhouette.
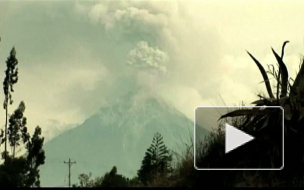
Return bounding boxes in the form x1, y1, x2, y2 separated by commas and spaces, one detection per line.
24, 126, 45, 187
0, 126, 45, 187
179, 41, 304, 187
0, 129, 4, 150
0, 38, 3, 151
0, 42, 45, 187
101, 166, 129, 187
77, 173, 96, 187
3, 47, 19, 163
137, 132, 172, 185
74, 166, 130, 187
8, 101, 30, 158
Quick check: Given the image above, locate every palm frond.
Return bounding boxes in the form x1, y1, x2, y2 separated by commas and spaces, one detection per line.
272, 48, 288, 97
247, 51, 275, 99
291, 58, 304, 95
219, 108, 273, 120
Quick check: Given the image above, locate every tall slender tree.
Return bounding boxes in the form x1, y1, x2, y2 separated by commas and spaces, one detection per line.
8, 101, 30, 158
0, 40, 45, 187
0, 130, 4, 150
0, 37, 3, 152
137, 132, 172, 185
3, 47, 19, 163
24, 126, 45, 187
0, 125, 45, 187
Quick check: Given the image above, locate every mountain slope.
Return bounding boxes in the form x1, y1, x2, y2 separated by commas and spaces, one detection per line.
39, 94, 209, 187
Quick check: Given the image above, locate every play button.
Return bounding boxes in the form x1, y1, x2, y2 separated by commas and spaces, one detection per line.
225, 123, 255, 153
194, 106, 284, 170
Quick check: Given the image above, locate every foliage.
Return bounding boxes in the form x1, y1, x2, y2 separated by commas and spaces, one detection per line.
0, 44, 45, 187
101, 166, 129, 187
0, 129, 4, 150
137, 132, 172, 185
76, 172, 97, 187
220, 41, 304, 186
170, 141, 195, 187
3, 47, 19, 161
0, 126, 45, 187
174, 41, 304, 187
8, 101, 30, 158
74, 133, 173, 187
25, 126, 45, 187
163, 41, 304, 187
0, 155, 28, 187
74, 166, 130, 187
3, 47, 18, 108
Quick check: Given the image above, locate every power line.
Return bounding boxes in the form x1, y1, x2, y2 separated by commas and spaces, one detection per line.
64, 158, 76, 188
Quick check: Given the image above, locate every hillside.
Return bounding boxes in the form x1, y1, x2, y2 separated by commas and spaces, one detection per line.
39, 93, 209, 187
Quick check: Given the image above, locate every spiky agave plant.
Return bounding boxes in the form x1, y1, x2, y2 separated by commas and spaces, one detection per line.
219, 41, 304, 186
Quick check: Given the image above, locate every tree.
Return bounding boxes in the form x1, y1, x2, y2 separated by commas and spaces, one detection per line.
218, 41, 304, 186
0, 155, 28, 186
74, 166, 130, 187
0, 125, 45, 187
101, 166, 129, 187
0, 38, 3, 152
183, 41, 304, 187
137, 132, 172, 185
8, 101, 30, 158
0, 44, 45, 187
3, 47, 19, 163
25, 126, 45, 187
0, 129, 4, 151
77, 173, 96, 187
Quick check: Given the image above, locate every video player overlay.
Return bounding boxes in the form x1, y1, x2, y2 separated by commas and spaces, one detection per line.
194, 106, 284, 170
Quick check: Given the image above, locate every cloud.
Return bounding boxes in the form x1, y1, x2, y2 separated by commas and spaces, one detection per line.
11, 45, 110, 136
2, 1, 304, 140
88, 2, 168, 31
70, 1, 224, 128
79, 1, 223, 89
127, 41, 168, 73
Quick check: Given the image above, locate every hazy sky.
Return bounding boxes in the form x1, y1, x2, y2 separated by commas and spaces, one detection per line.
0, 0, 304, 141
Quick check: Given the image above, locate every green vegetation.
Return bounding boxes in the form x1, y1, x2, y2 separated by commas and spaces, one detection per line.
3, 47, 19, 162
137, 132, 173, 185
3, 36, 304, 187
73, 166, 141, 187
74, 132, 173, 187
171, 41, 304, 187
0, 41, 45, 187
73, 41, 304, 187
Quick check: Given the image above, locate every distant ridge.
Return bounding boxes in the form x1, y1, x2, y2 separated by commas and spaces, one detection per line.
39, 92, 209, 187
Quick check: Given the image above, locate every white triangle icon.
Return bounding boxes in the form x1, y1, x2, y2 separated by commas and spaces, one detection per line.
225, 123, 255, 153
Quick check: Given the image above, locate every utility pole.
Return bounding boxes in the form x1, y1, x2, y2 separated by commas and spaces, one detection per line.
64, 158, 76, 187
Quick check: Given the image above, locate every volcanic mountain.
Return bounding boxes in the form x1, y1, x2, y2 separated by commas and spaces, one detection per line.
39, 93, 209, 187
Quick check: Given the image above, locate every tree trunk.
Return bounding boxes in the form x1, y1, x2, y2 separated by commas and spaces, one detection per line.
4, 99, 8, 163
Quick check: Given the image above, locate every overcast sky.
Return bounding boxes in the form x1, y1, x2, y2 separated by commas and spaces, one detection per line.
0, 0, 304, 141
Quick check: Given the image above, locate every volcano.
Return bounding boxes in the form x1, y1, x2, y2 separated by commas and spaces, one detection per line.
39, 92, 209, 187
